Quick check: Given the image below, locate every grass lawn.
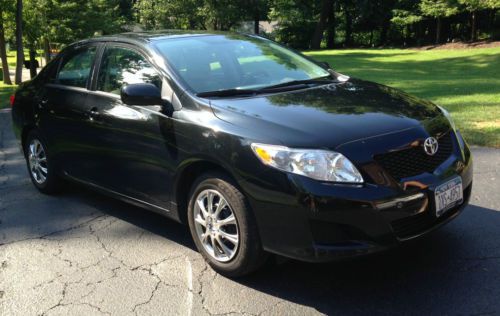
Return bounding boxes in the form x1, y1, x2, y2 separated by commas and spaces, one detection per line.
306, 47, 500, 148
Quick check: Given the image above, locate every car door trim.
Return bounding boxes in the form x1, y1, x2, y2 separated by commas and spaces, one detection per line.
45, 83, 89, 93
64, 173, 173, 214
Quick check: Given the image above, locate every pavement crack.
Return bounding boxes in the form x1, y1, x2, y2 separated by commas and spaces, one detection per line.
0, 214, 107, 247
131, 278, 162, 315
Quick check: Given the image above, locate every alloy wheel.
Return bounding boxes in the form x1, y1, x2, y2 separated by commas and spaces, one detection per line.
28, 139, 48, 184
193, 189, 239, 262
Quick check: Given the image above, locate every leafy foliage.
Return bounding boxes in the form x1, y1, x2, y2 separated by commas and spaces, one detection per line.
0, 0, 499, 62
419, 0, 460, 18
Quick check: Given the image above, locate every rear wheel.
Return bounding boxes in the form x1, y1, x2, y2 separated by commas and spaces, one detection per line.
24, 130, 61, 194
187, 172, 267, 277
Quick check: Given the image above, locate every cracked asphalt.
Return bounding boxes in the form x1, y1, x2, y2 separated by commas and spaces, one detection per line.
1, 109, 500, 316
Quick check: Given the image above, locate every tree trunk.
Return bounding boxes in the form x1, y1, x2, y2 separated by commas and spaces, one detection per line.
15, 0, 24, 84
416, 22, 422, 47
311, 0, 333, 49
326, 1, 335, 49
344, 1, 352, 47
471, 11, 477, 42
254, 6, 259, 34
435, 17, 441, 44
379, 18, 390, 46
29, 46, 36, 78
0, 11, 12, 85
43, 37, 50, 65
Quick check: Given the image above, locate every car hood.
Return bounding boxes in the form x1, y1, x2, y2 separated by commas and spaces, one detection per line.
209, 79, 445, 149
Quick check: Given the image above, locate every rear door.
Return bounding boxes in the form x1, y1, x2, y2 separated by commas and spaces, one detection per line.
38, 44, 103, 179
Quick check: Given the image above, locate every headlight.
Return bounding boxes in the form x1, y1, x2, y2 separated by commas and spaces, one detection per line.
437, 105, 457, 131
251, 143, 364, 183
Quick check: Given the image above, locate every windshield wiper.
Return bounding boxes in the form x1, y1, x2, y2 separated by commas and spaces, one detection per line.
258, 76, 335, 91
197, 76, 336, 98
197, 88, 260, 98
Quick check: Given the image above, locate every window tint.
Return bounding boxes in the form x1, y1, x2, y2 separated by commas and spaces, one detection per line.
97, 47, 161, 95
57, 47, 96, 88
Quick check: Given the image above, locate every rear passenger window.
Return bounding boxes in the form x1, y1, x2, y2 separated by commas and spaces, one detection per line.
57, 47, 96, 88
97, 47, 161, 95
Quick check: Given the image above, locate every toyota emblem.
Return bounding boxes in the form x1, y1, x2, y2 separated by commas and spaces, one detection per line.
423, 137, 439, 156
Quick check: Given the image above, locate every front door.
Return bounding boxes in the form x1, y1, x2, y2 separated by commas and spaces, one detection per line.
85, 44, 178, 210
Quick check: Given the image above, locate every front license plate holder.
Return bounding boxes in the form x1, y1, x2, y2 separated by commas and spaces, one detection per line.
434, 176, 463, 217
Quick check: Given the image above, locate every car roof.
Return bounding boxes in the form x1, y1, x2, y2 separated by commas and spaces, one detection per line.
69, 30, 246, 48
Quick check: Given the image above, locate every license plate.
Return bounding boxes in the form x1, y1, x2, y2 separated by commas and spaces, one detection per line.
434, 177, 463, 217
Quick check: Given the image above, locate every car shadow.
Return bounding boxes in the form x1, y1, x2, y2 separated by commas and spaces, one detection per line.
3, 173, 500, 314
48, 183, 500, 314
234, 203, 500, 314
61, 182, 198, 251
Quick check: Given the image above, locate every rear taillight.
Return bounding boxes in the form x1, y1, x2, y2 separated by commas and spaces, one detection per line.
9, 94, 15, 107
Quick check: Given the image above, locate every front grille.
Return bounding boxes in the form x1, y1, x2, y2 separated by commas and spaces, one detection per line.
374, 132, 454, 180
391, 184, 471, 239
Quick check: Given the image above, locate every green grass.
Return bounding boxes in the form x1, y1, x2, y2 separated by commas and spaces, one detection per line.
306, 47, 500, 148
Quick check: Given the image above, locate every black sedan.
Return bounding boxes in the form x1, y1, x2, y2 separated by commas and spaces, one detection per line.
11, 31, 472, 277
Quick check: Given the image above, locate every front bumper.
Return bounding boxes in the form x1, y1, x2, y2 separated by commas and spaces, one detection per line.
238, 138, 473, 262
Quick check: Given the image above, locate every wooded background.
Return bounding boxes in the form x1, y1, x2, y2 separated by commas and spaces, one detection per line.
0, 0, 499, 84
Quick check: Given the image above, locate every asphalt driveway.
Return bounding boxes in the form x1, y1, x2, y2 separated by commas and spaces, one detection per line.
1, 109, 500, 315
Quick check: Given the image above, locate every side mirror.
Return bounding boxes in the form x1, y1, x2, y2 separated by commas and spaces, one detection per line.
120, 83, 162, 106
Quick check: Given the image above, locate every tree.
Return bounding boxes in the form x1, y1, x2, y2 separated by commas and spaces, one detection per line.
420, 0, 459, 44
242, 0, 270, 34
311, 0, 333, 49
459, 0, 500, 41
269, 0, 318, 49
341, 0, 354, 46
24, 0, 46, 77
325, 1, 336, 48
15, 0, 23, 84
459, 0, 489, 41
134, 0, 249, 31
0, 0, 13, 84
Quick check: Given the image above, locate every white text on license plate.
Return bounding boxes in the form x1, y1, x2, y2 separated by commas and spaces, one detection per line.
434, 177, 463, 217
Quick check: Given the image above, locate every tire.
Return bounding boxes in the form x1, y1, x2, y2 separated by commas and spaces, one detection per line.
24, 129, 61, 194
187, 172, 267, 277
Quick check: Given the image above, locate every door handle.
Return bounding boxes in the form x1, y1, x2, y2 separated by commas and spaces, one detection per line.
86, 107, 100, 121
38, 99, 48, 109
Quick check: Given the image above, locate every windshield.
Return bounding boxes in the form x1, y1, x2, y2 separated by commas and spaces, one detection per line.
153, 34, 330, 93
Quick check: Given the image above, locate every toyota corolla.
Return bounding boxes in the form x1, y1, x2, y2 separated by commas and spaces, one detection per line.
11, 31, 472, 277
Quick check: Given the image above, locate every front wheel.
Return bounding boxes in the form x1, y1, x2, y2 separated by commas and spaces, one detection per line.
187, 172, 267, 277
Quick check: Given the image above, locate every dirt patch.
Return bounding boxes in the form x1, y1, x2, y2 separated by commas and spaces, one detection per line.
412, 40, 500, 50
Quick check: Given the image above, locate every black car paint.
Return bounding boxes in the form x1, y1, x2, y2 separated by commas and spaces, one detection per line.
11, 32, 473, 262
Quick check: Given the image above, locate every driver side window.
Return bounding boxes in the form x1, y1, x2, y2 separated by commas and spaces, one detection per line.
97, 46, 162, 95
